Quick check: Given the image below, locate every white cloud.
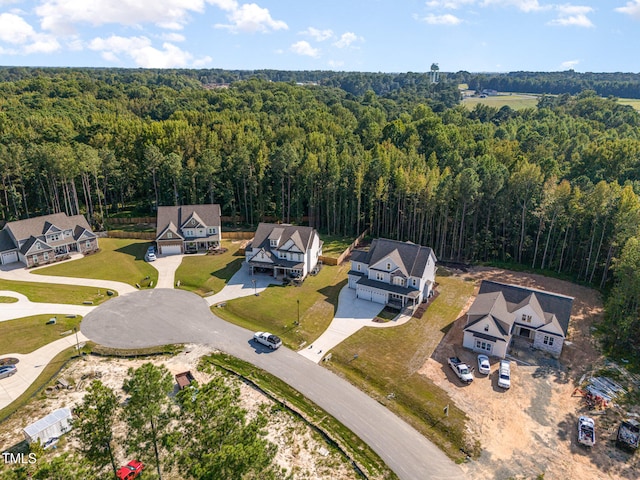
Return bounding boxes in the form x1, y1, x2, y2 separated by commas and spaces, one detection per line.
333, 32, 361, 48
425, 0, 543, 12
0, 12, 61, 53
88, 35, 210, 67
419, 13, 463, 25
290, 40, 319, 57
35, 0, 208, 34
425, 0, 476, 9
162, 32, 186, 42
615, 0, 640, 19
215, 3, 288, 33
300, 27, 333, 41
548, 5, 594, 27
328, 59, 344, 68
561, 59, 579, 69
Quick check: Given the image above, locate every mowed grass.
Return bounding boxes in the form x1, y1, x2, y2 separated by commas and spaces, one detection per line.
33, 238, 158, 288
175, 240, 243, 295
327, 274, 477, 461
618, 98, 640, 111
0, 280, 111, 305
0, 297, 18, 303
0, 314, 82, 355
462, 93, 540, 110
321, 235, 355, 258
214, 264, 349, 348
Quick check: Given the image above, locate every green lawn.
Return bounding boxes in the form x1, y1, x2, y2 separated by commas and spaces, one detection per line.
326, 274, 477, 462
320, 235, 355, 258
214, 264, 349, 349
32, 238, 158, 288
0, 296, 18, 303
175, 240, 243, 295
462, 93, 540, 110
0, 314, 82, 355
0, 279, 112, 305
619, 98, 640, 111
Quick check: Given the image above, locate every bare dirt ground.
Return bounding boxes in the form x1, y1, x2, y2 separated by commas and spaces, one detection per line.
0, 345, 358, 479
419, 267, 640, 480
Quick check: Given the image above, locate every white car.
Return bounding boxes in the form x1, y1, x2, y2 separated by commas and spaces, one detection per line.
498, 360, 511, 389
145, 252, 157, 262
253, 332, 282, 350
477, 354, 491, 375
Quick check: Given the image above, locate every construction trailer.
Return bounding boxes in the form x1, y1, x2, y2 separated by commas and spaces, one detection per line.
23, 408, 73, 448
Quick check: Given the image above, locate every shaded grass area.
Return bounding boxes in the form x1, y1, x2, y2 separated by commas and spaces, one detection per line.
214, 264, 349, 349
0, 348, 77, 424
0, 315, 82, 355
203, 352, 397, 480
327, 275, 478, 462
33, 238, 158, 288
175, 240, 243, 295
0, 279, 112, 305
321, 235, 355, 258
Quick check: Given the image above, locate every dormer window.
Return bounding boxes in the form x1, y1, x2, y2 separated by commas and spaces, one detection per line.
270, 239, 277, 247
484, 324, 489, 332
522, 314, 532, 323
357, 264, 361, 271
167, 232, 173, 239
386, 263, 391, 270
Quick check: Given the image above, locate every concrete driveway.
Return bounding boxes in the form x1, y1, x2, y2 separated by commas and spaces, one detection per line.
0, 290, 95, 321
298, 286, 413, 363
205, 262, 280, 306
80, 289, 464, 480
149, 253, 184, 289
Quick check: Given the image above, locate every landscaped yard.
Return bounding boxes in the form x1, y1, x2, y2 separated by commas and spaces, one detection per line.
214, 264, 349, 348
175, 240, 243, 296
32, 238, 158, 288
0, 314, 82, 355
0, 280, 112, 305
326, 273, 477, 462
320, 235, 356, 258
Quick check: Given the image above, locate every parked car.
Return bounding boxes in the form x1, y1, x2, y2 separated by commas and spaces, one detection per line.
0, 365, 17, 379
497, 360, 511, 389
447, 357, 473, 383
578, 416, 596, 447
145, 248, 157, 262
477, 354, 491, 375
117, 460, 144, 480
253, 332, 282, 350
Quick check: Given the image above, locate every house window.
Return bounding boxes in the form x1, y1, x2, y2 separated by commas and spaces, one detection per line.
412, 278, 417, 286
522, 314, 532, 323
475, 340, 492, 352
270, 239, 277, 247
43, 252, 49, 261
543, 335, 555, 346
484, 324, 489, 332
208, 227, 216, 234
386, 263, 391, 270
376, 272, 384, 281
85, 240, 91, 249
32, 255, 38, 264
167, 232, 173, 239
393, 277, 405, 286
356, 264, 361, 271
36, 243, 41, 250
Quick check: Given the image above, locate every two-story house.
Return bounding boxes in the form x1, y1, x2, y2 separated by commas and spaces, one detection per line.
155, 204, 221, 255
0, 212, 98, 267
463, 280, 573, 358
348, 238, 437, 309
245, 223, 322, 279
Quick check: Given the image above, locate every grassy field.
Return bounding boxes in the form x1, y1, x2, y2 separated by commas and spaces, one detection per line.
0, 279, 112, 305
214, 264, 349, 348
326, 274, 477, 462
33, 238, 158, 288
175, 240, 243, 296
462, 93, 540, 110
0, 315, 82, 355
320, 235, 355, 258
619, 98, 640, 111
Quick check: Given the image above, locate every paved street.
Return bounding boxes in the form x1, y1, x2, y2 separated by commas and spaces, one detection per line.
81, 289, 464, 480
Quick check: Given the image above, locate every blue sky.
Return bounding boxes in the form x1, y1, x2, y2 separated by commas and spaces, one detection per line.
0, 0, 639, 72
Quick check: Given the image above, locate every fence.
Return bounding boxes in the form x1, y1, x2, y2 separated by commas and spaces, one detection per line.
107, 217, 155, 224
222, 231, 255, 240
333, 229, 369, 265
107, 231, 155, 240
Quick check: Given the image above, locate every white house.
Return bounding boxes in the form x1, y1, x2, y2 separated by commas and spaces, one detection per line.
245, 223, 322, 279
0, 213, 98, 267
155, 204, 221, 255
463, 280, 573, 358
347, 238, 437, 308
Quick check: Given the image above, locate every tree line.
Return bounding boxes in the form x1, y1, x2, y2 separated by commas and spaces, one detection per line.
0, 69, 639, 358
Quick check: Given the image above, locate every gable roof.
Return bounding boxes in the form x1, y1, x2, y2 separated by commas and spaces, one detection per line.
0, 229, 15, 252
249, 223, 318, 253
5, 213, 92, 244
478, 280, 573, 335
352, 238, 436, 278
155, 204, 221, 238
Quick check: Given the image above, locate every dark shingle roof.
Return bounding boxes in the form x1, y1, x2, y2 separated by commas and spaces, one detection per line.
249, 223, 318, 253
352, 238, 436, 277
155, 205, 221, 238
5, 213, 92, 244
478, 280, 573, 335
0, 230, 15, 252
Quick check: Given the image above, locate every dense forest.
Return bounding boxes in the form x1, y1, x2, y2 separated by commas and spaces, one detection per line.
0, 68, 639, 359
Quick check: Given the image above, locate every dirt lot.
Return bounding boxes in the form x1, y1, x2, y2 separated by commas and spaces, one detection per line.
0, 345, 357, 479
419, 267, 640, 480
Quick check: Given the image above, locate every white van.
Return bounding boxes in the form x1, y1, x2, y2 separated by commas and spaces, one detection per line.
498, 360, 511, 389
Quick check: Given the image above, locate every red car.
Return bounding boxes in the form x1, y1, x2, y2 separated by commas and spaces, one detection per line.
117, 460, 144, 480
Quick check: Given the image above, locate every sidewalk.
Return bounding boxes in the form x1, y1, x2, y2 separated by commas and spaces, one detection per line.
0, 331, 89, 410
0, 290, 95, 321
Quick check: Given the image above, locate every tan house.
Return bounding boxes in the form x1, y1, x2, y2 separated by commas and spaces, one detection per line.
463, 280, 573, 358
0, 212, 98, 267
155, 204, 221, 255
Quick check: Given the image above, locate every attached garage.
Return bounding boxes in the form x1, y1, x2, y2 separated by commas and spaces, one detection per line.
357, 287, 372, 301
1, 251, 18, 265
160, 244, 182, 255
371, 290, 387, 305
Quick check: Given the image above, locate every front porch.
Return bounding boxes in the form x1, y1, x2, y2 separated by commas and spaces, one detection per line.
184, 239, 220, 254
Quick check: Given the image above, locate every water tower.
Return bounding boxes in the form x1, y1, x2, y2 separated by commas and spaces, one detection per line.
429, 63, 440, 84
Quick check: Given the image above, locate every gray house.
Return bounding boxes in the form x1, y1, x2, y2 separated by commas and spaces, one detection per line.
463, 280, 574, 358
155, 204, 222, 255
0, 213, 98, 267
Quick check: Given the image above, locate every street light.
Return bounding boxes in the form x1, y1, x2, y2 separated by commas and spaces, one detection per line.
252, 278, 258, 296
296, 299, 300, 326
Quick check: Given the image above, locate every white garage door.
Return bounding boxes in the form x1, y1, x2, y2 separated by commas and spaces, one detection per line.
1, 251, 18, 264
161, 245, 182, 255
348, 276, 358, 289
357, 288, 372, 301
372, 290, 387, 304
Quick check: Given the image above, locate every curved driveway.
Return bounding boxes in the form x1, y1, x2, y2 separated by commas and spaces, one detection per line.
82, 289, 464, 480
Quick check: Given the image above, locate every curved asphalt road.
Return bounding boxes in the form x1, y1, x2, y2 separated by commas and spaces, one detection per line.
82, 289, 464, 480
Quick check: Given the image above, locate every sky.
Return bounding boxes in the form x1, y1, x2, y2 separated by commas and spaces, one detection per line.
0, 0, 640, 73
